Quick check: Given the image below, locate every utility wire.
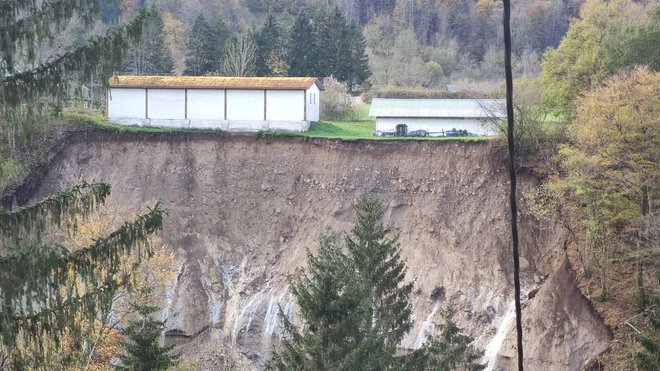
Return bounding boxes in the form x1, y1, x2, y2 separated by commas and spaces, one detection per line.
502, 1, 524, 370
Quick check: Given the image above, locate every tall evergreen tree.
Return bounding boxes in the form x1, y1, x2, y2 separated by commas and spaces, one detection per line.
255, 14, 283, 76
268, 232, 369, 370
0, 182, 165, 368
287, 11, 319, 77
270, 196, 420, 370
317, 7, 347, 78
0, 1, 148, 130
314, 7, 370, 91
343, 195, 413, 367
124, 7, 175, 75
119, 291, 179, 370
343, 23, 371, 92
184, 14, 220, 75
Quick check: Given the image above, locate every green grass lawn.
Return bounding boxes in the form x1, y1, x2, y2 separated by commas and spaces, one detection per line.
62, 109, 225, 135
62, 106, 490, 141
300, 121, 490, 141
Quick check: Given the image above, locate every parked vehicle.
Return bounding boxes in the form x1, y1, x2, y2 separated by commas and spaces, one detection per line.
395, 124, 408, 136
375, 124, 427, 137
445, 129, 469, 137
406, 130, 429, 137
375, 130, 395, 136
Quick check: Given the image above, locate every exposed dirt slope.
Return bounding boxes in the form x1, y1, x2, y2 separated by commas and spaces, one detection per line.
25, 132, 610, 370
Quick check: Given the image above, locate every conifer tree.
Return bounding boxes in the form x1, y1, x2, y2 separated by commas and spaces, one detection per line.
0, 4, 165, 368
270, 195, 416, 370
270, 196, 482, 370
343, 23, 371, 92
119, 291, 179, 370
0, 182, 165, 368
317, 7, 348, 78
268, 232, 369, 370
423, 308, 485, 371
125, 7, 175, 75
343, 195, 414, 368
287, 12, 319, 77
255, 14, 283, 76
314, 7, 370, 91
0, 1, 148, 124
184, 15, 220, 75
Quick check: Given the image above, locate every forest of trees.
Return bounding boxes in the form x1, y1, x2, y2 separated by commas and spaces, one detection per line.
109, 0, 585, 89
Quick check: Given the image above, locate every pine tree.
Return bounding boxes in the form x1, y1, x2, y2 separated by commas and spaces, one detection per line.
184, 14, 220, 76
317, 7, 347, 78
255, 14, 283, 76
423, 308, 485, 371
269, 195, 483, 370
287, 12, 319, 77
0, 1, 148, 132
0, 5, 164, 368
314, 7, 370, 91
343, 23, 371, 92
119, 291, 179, 371
268, 232, 369, 370
0, 182, 165, 368
270, 195, 416, 370
343, 195, 414, 368
125, 7, 175, 75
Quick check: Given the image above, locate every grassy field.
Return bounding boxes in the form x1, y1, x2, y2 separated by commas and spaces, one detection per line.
63, 106, 490, 141
300, 104, 489, 141
62, 109, 225, 135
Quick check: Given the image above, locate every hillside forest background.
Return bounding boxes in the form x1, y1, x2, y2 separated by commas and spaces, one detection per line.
69, 0, 584, 90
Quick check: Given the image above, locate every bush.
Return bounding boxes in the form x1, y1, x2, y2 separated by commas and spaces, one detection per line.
320, 76, 353, 121
0, 157, 26, 192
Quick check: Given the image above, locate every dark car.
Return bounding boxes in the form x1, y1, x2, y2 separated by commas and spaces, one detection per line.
445, 129, 469, 137
406, 130, 429, 137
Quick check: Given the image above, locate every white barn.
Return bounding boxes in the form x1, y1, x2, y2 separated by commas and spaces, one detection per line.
369, 98, 505, 136
106, 76, 322, 131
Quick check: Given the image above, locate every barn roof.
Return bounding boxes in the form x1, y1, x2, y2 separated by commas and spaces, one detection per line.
108, 76, 320, 90
369, 98, 506, 119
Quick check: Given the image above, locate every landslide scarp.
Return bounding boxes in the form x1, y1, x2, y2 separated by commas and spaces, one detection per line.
20, 132, 610, 370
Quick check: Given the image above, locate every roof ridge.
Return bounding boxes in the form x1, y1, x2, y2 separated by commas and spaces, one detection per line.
109, 75, 319, 90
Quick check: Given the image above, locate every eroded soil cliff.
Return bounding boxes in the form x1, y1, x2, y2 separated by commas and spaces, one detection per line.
22, 132, 610, 370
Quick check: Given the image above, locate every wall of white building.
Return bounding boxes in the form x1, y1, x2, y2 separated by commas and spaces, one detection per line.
108, 88, 145, 119
187, 89, 224, 120
305, 84, 320, 122
375, 117, 497, 136
147, 89, 185, 119
266, 90, 304, 121
107, 86, 318, 132
227, 89, 264, 121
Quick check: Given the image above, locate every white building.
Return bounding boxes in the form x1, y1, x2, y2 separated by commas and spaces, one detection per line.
106, 76, 322, 131
369, 98, 505, 136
